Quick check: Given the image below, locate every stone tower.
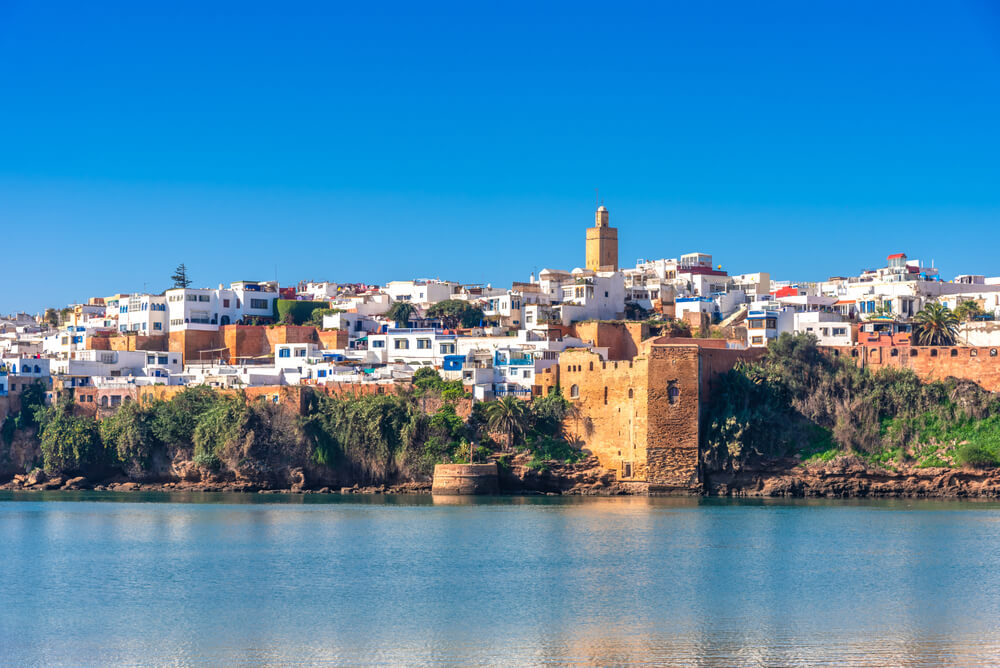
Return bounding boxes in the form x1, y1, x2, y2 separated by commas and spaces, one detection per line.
585, 205, 619, 272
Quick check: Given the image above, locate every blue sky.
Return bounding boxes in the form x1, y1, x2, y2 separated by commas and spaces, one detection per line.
2, 1, 1000, 313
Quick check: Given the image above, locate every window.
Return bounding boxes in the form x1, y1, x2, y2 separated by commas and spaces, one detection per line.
971, 349, 978, 357
394, 339, 409, 349
186, 294, 198, 302
278, 348, 291, 358
250, 299, 268, 310
295, 348, 306, 357
372, 340, 385, 349
223, 299, 230, 308
154, 322, 162, 330
147, 355, 156, 364
951, 349, 958, 357
198, 295, 210, 302
440, 343, 455, 354
628, 388, 634, 399
668, 384, 680, 404
417, 339, 431, 349
930, 349, 938, 357
890, 349, 899, 357
569, 384, 579, 399
158, 356, 168, 364
317, 370, 327, 378
523, 370, 531, 378
751, 336, 764, 345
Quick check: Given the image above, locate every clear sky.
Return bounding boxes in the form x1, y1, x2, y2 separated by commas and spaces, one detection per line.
2, 1, 1000, 313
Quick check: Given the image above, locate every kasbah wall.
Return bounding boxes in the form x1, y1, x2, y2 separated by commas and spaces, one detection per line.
537, 337, 763, 494
825, 344, 1000, 392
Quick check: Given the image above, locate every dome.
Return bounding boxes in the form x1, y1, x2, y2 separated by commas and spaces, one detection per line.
597, 205, 607, 211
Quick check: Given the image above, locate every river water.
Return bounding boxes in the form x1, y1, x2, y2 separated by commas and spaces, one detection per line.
1, 492, 999, 666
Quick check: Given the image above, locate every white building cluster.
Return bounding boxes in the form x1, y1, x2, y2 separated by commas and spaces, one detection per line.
5, 206, 1000, 407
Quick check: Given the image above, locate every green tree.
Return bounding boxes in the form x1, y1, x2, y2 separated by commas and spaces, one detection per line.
386, 301, 416, 328
913, 303, 959, 346
483, 396, 533, 451
99, 400, 154, 475
171, 263, 192, 289
43, 308, 59, 328
954, 300, 983, 323
426, 299, 484, 329
37, 396, 104, 475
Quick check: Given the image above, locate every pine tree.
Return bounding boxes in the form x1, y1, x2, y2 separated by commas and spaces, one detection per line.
171, 263, 192, 289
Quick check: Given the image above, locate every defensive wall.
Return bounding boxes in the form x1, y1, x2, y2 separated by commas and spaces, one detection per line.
537, 337, 761, 493
825, 344, 1000, 392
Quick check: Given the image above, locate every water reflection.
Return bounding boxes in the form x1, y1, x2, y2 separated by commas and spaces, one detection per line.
2, 494, 1000, 666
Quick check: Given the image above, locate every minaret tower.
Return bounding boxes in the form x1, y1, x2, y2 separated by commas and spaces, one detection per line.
585, 204, 619, 271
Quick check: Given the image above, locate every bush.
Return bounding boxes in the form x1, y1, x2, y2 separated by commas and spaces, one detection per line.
955, 443, 999, 468
37, 397, 104, 475
99, 400, 154, 475
273, 299, 329, 326
701, 333, 1000, 472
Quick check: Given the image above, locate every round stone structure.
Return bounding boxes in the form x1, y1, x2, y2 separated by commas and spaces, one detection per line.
431, 463, 499, 495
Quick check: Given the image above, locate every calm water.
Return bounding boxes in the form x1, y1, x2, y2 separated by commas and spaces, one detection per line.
2, 493, 1000, 667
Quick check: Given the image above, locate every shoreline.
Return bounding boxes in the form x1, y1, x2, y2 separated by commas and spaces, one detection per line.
4, 458, 1000, 498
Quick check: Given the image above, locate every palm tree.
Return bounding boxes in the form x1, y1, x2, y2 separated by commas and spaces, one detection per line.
484, 396, 533, 451
385, 301, 416, 328
953, 300, 983, 322
912, 303, 959, 346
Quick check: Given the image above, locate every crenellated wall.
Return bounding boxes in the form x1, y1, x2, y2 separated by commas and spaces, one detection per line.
825, 345, 1000, 392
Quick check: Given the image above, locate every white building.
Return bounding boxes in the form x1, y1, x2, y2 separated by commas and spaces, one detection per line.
116, 294, 169, 335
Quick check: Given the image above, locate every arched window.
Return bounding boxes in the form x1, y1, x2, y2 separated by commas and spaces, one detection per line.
972, 349, 979, 357
668, 383, 680, 405
569, 384, 579, 399
100, 396, 109, 407
628, 388, 634, 399
992, 349, 998, 357
589, 361, 593, 371
34, 365, 41, 373
603, 387, 608, 404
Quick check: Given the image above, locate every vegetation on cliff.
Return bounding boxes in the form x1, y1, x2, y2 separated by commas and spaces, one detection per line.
702, 333, 1000, 472
1, 370, 582, 486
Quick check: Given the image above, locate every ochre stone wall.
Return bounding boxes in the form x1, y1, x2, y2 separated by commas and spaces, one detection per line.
559, 349, 649, 481
551, 341, 762, 492
569, 321, 649, 361
317, 329, 348, 350
645, 345, 701, 490
431, 463, 499, 495
825, 345, 1000, 392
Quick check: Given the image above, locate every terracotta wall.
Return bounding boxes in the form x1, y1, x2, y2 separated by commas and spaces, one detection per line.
826, 344, 1000, 392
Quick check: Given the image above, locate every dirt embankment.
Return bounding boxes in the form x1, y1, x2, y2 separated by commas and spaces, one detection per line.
5, 450, 1000, 498
705, 458, 1000, 498
0, 452, 646, 496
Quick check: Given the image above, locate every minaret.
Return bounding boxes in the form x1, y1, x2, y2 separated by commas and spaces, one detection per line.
585, 204, 619, 271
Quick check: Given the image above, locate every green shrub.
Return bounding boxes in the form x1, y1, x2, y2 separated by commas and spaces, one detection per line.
955, 443, 999, 468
